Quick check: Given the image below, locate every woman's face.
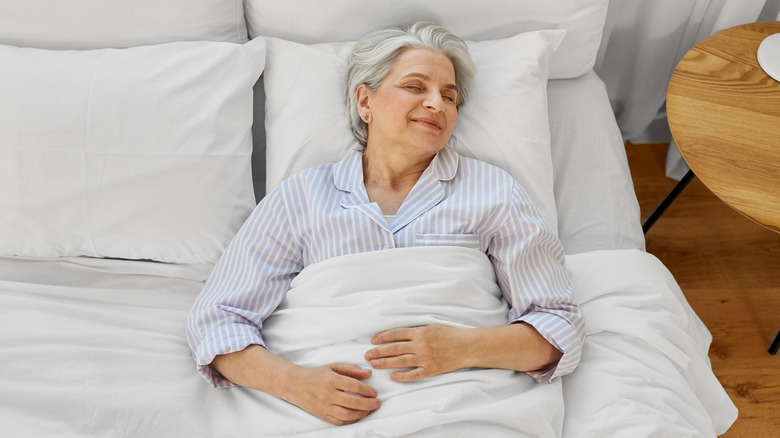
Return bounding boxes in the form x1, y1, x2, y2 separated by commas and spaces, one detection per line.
360, 48, 458, 157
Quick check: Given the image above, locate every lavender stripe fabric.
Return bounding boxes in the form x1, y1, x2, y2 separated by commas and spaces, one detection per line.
187, 147, 584, 387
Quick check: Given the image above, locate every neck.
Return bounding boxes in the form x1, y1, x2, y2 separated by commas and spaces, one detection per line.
361, 145, 436, 215
361, 145, 434, 190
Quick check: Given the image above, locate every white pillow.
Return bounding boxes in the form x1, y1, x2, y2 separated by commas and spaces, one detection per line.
264, 31, 564, 233
246, 0, 606, 79
0, 0, 247, 49
0, 38, 266, 264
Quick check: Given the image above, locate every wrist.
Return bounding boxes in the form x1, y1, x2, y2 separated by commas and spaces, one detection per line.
460, 327, 484, 369
464, 324, 561, 372
265, 357, 307, 404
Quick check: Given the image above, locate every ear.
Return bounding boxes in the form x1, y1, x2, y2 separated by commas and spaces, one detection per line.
356, 84, 372, 123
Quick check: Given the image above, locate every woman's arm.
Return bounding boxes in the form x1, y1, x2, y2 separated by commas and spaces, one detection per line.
366, 179, 582, 383
487, 180, 584, 382
213, 345, 381, 425
364, 323, 561, 382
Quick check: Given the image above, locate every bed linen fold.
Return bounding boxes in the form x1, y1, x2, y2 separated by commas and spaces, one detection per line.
562, 249, 738, 437
0, 248, 736, 437
262, 246, 564, 437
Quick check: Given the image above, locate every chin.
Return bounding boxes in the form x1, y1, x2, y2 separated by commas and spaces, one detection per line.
412, 137, 448, 153
417, 144, 448, 156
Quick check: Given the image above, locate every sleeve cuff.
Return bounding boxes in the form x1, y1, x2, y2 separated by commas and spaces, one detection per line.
513, 312, 584, 383
193, 323, 267, 388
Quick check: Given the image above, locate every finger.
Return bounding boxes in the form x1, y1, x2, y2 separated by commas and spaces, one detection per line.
365, 340, 409, 360
330, 365, 379, 399
390, 367, 429, 383
334, 389, 382, 412
371, 327, 415, 345
368, 353, 418, 370
326, 405, 376, 426
337, 377, 379, 399
330, 363, 373, 380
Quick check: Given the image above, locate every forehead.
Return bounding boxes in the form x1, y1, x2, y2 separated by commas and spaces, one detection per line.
388, 48, 456, 83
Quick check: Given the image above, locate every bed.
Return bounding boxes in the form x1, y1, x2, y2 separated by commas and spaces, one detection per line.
0, 0, 738, 436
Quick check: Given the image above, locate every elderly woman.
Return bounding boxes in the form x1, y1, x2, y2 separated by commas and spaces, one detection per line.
187, 21, 584, 426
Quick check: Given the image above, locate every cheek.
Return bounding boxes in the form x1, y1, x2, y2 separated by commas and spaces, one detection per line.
378, 93, 416, 121
446, 109, 459, 133
385, 88, 415, 105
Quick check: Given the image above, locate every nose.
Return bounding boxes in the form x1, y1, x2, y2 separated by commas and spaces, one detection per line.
423, 90, 444, 112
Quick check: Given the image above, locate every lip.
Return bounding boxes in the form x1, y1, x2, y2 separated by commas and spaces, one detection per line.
412, 118, 442, 130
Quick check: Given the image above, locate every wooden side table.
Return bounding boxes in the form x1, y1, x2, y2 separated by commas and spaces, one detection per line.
666, 22, 780, 354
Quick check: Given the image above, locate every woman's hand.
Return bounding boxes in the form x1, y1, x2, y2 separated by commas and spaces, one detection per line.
364, 324, 469, 382
287, 363, 381, 426
364, 323, 562, 382
212, 346, 380, 426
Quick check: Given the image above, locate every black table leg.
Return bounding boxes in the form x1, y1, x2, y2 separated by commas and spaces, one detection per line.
770, 331, 780, 355
642, 169, 696, 234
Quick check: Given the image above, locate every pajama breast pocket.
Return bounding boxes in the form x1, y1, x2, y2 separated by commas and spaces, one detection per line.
415, 234, 482, 251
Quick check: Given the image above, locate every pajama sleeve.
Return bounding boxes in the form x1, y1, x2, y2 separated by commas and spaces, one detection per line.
488, 181, 585, 383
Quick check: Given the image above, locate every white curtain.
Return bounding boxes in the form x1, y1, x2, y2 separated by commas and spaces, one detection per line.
595, 0, 779, 179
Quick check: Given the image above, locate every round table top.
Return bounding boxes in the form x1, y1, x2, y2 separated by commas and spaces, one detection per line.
667, 21, 780, 233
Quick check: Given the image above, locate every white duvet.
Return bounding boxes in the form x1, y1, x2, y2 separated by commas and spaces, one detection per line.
0, 247, 736, 437
263, 246, 563, 437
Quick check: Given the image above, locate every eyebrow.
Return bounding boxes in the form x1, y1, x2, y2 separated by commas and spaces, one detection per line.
401, 72, 458, 92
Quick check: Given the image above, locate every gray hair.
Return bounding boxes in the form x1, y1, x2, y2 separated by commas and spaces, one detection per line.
344, 21, 476, 146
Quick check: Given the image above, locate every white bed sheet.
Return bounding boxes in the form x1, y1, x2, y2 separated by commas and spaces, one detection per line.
562, 250, 737, 436
548, 71, 645, 255
0, 248, 735, 437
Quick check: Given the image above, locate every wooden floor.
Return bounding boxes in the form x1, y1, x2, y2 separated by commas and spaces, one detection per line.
626, 143, 780, 437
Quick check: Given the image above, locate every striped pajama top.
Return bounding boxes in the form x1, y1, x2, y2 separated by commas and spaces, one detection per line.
186, 147, 584, 387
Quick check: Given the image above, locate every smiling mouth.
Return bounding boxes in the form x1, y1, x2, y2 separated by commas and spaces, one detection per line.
412, 118, 442, 130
